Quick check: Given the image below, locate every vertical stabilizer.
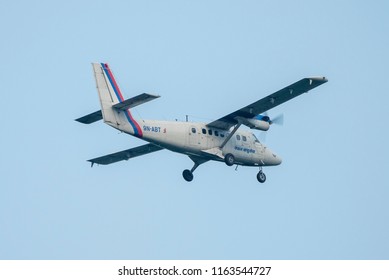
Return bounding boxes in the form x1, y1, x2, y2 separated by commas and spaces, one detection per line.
92, 63, 143, 137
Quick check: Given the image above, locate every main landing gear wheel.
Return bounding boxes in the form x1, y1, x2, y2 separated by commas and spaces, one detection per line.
224, 153, 235, 166
182, 169, 194, 182
257, 171, 266, 183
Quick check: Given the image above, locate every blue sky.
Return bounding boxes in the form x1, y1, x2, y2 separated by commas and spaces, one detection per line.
1, 0, 388, 259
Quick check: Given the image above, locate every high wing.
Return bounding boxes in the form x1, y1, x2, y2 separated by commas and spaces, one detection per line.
207, 77, 328, 130
88, 143, 164, 166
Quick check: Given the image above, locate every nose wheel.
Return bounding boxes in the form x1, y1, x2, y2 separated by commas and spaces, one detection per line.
257, 168, 266, 183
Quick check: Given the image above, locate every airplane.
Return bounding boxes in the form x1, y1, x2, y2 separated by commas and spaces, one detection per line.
76, 63, 328, 183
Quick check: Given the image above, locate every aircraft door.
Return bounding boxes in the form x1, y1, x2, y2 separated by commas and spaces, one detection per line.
254, 141, 265, 164
188, 126, 200, 147
241, 135, 250, 148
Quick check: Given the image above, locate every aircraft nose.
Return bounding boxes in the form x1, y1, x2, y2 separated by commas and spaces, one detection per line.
264, 148, 282, 166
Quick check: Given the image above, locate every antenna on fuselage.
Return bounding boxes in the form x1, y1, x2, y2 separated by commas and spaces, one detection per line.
186, 115, 188, 122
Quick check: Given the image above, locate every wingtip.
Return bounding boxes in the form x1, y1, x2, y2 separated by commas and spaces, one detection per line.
308, 76, 328, 82
321, 76, 328, 83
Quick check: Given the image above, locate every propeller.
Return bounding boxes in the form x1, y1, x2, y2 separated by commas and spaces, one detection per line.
257, 113, 284, 143
259, 113, 284, 126
258, 131, 267, 142
269, 113, 284, 126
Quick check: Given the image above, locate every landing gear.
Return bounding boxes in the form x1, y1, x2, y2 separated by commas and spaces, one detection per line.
257, 169, 266, 183
182, 158, 207, 182
182, 169, 194, 182
224, 153, 235, 166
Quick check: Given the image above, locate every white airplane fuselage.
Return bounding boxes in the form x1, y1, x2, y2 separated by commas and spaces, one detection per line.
111, 117, 282, 167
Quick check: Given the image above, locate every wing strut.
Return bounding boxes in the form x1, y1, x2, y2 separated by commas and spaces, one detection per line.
220, 123, 241, 149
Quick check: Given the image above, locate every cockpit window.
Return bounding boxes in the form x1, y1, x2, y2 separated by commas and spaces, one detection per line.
253, 134, 260, 143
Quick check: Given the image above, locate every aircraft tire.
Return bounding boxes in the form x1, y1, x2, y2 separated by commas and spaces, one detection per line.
182, 169, 194, 182
224, 153, 235, 166
257, 171, 266, 183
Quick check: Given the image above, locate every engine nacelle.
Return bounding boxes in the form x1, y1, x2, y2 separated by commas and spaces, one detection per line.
236, 117, 270, 131
245, 119, 270, 131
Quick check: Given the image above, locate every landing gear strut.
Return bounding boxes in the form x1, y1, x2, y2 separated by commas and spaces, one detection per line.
182, 161, 201, 182
257, 168, 266, 183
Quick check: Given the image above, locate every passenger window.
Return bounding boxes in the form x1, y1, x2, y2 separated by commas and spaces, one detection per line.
220, 133, 225, 138
236, 135, 241, 141
208, 129, 213, 135
215, 131, 219, 136
191, 127, 196, 133
202, 128, 206, 134
242, 136, 247, 141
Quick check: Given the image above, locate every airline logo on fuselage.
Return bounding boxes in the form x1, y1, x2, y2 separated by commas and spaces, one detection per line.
235, 146, 256, 154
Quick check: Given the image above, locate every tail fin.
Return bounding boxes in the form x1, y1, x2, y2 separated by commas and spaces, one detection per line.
92, 63, 143, 137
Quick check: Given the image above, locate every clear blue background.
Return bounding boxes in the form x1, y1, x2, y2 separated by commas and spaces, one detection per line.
1, 0, 388, 259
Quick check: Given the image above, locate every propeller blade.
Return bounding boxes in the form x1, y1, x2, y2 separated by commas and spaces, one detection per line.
259, 131, 267, 142
270, 113, 284, 126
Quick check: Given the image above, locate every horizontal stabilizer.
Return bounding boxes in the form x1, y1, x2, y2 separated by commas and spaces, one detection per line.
88, 143, 164, 166
112, 93, 160, 111
75, 110, 103, 124
76, 93, 159, 124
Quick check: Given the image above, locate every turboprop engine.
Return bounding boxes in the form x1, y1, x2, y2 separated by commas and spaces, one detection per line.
245, 118, 270, 131
235, 116, 270, 131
